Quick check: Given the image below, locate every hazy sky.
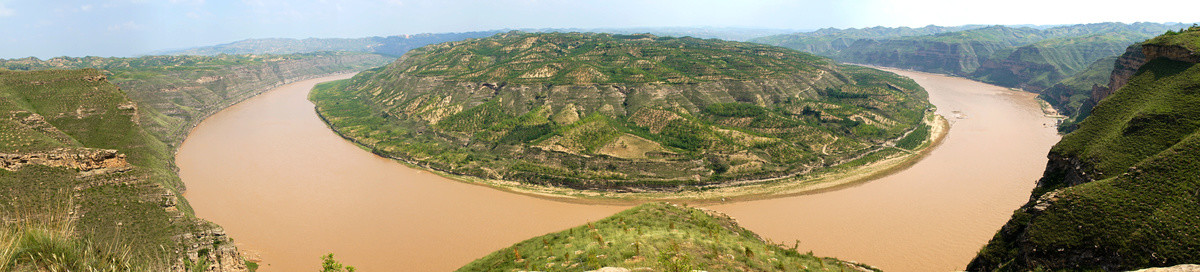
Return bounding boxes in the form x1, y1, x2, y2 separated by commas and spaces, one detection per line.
0, 0, 1196, 58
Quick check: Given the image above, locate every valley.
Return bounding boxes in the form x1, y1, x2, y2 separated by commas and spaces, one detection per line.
3, 2, 1197, 269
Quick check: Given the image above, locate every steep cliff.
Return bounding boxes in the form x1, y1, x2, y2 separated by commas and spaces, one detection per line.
313, 32, 932, 195
968, 27, 1200, 271
0, 69, 243, 271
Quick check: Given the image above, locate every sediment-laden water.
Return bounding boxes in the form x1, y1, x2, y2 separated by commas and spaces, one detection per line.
179, 68, 1059, 271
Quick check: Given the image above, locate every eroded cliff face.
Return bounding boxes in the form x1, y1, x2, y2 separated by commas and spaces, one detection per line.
1089, 42, 1200, 105
1093, 44, 1147, 104
835, 39, 1003, 75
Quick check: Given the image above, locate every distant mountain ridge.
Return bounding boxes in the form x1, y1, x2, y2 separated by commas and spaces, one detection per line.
157, 27, 799, 57
157, 31, 502, 56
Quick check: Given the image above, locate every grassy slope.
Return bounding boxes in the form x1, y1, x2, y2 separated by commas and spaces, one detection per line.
0, 69, 203, 267
312, 32, 932, 192
1146, 26, 1200, 52
968, 34, 1200, 271
458, 203, 876, 272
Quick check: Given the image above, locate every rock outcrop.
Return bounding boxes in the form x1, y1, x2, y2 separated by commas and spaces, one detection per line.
0, 148, 130, 173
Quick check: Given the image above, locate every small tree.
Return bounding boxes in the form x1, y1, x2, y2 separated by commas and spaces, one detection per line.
321, 253, 356, 272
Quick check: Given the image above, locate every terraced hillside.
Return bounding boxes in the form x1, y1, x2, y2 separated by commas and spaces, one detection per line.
458, 203, 876, 272
312, 32, 934, 197
968, 26, 1200, 271
0, 69, 240, 271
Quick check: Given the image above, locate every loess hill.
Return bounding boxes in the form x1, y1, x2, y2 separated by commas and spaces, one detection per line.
968, 27, 1200, 271
312, 32, 933, 193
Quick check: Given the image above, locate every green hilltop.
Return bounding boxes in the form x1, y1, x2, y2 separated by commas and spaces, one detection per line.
969, 27, 1200, 271
457, 203, 875, 272
312, 31, 934, 196
1146, 26, 1200, 52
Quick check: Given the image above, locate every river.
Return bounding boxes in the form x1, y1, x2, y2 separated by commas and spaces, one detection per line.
177, 69, 1060, 271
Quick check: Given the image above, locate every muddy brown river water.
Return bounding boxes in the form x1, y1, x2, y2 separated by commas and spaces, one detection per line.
178, 69, 1060, 271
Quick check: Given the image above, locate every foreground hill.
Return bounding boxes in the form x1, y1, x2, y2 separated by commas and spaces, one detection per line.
968, 26, 1200, 271
458, 203, 876, 272
755, 22, 1189, 124
312, 32, 935, 198
0, 52, 389, 271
